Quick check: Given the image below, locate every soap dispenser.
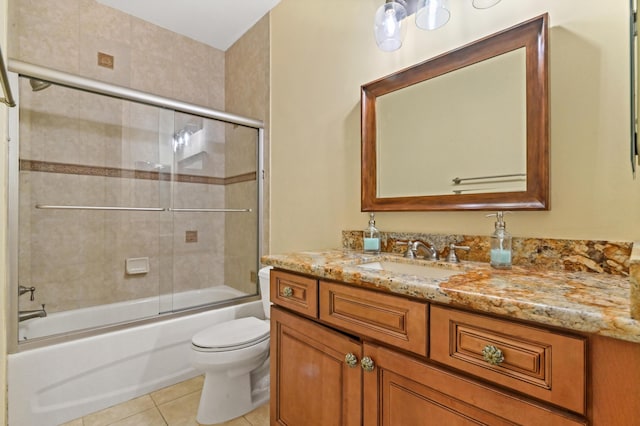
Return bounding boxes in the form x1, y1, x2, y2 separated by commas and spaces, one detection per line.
363, 213, 381, 254
487, 212, 512, 269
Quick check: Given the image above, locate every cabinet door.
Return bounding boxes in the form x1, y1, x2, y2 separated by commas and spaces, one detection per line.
271, 307, 362, 426
362, 342, 586, 426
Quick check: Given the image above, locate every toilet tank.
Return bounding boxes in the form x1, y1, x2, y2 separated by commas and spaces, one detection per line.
258, 266, 273, 319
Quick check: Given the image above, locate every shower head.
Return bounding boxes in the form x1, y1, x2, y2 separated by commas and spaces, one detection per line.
29, 78, 51, 92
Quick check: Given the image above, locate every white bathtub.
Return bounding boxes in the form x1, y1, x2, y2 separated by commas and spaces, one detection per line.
8, 288, 264, 426
18, 286, 249, 341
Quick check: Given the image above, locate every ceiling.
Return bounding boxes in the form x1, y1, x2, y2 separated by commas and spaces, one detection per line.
96, 0, 281, 51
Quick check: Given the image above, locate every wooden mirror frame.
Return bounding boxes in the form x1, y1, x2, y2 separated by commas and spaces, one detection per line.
361, 14, 549, 211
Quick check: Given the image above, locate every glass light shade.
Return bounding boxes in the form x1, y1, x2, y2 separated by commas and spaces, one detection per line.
415, 0, 450, 31
472, 0, 501, 9
374, 2, 408, 52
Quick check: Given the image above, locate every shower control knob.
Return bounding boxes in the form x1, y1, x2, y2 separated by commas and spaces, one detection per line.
19, 285, 36, 301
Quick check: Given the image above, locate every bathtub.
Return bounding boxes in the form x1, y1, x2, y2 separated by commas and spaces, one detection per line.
8, 289, 264, 426
18, 286, 249, 341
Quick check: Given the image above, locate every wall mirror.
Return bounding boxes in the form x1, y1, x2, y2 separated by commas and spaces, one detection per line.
361, 14, 549, 211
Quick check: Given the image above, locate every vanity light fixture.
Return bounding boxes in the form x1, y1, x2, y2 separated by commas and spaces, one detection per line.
374, 1, 409, 51
374, 0, 502, 51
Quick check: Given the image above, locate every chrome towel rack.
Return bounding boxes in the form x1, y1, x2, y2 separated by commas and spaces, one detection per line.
35, 205, 165, 212
35, 204, 252, 213
169, 208, 251, 213
452, 173, 526, 185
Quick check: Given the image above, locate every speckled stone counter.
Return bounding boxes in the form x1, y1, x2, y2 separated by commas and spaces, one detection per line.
261, 249, 640, 344
629, 245, 640, 320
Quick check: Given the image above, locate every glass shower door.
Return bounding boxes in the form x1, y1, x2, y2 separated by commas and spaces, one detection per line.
16, 78, 167, 339
12, 71, 263, 342
167, 113, 260, 312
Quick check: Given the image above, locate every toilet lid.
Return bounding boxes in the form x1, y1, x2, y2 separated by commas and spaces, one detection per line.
192, 317, 270, 351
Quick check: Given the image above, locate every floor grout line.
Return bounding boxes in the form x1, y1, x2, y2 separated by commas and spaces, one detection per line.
66, 375, 268, 426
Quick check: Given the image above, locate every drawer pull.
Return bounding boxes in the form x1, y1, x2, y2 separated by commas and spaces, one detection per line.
282, 286, 293, 297
482, 345, 505, 366
345, 353, 358, 368
361, 356, 375, 372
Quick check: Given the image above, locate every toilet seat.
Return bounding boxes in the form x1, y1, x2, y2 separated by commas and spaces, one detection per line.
192, 317, 270, 352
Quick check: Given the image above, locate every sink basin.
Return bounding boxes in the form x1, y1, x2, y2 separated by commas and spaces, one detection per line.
357, 260, 461, 280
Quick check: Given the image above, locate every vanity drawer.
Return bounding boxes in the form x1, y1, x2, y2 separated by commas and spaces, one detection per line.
430, 305, 586, 414
319, 281, 428, 357
270, 270, 318, 318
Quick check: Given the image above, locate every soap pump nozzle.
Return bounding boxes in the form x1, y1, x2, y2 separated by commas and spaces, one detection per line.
486, 211, 509, 229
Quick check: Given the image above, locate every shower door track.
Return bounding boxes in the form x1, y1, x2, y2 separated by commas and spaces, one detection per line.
8, 59, 263, 128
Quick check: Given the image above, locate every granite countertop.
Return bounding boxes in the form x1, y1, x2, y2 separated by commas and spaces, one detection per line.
261, 249, 640, 344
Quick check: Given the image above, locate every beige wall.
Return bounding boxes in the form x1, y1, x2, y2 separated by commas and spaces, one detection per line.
269, 0, 635, 253
377, 48, 526, 196
8, 0, 225, 106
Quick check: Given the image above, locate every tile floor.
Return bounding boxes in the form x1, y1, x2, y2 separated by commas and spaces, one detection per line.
59, 376, 269, 426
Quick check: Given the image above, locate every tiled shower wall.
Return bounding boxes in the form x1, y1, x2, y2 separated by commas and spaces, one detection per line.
11, 0, 269, 312
225, 16, 270, 294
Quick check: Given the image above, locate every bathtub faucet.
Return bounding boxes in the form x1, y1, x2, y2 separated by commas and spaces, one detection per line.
19, 304, 47, 322
19, 285, 36, 301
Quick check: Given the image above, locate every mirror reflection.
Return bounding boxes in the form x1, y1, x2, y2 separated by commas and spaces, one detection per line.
376, 48, 527, 197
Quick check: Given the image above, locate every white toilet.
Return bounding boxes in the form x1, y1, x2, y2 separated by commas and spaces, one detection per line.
190, 266, 272, 425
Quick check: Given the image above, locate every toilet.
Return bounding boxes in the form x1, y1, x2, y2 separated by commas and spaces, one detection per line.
190, 266, 272, 425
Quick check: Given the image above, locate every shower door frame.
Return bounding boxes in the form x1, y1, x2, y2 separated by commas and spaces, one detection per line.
6, 60, 266, 353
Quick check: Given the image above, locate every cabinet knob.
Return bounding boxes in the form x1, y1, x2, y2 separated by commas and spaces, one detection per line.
345, 353, 358, 368
282, 286, 293, 297
361, 356, 375, 372
482, 345, 505, 366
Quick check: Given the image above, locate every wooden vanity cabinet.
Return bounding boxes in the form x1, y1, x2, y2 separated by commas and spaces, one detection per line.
319, 281, 428, 356
269, 269, 637, 425
430, 305, 587, 414
363, 342, 584, 426
270, 307, 362, 426
270, 270, 318, 318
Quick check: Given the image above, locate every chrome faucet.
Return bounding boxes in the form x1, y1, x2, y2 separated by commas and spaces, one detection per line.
446, 243, 470, 263
404, 240, 438, 260
19, 304, 47, 322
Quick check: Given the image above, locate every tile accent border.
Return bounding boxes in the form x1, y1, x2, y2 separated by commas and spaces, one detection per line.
20, 160, 256, 185
343, 230, 632, 276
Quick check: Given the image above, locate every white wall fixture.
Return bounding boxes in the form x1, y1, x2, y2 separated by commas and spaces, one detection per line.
374, 0, 502, 51
125, 257, 149, 275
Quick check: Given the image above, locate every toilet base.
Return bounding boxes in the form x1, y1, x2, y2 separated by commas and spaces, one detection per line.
196, 358, 270, 425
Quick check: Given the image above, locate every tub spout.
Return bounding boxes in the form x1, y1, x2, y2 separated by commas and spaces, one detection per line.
19, 304, 47, 322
